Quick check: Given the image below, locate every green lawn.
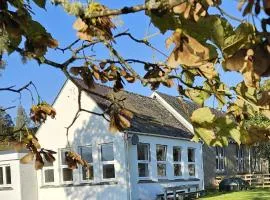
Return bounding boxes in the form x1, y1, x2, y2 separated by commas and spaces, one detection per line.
201, 189, 270, 200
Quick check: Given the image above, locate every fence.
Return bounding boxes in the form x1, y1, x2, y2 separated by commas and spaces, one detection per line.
216, 174, 270, 188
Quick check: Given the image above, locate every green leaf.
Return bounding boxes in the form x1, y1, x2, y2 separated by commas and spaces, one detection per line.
183, 70, 196, 85
215, 117, 241, 145
222, 22, 256, 57
193, 126, 215, 145
235, 82, 257, 103
216, 83, 228, 109
191, 107, 215, 125
32, 0, 46, 9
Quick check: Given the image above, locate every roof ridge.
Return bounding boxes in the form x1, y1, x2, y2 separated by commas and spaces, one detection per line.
74, 77, 155, 100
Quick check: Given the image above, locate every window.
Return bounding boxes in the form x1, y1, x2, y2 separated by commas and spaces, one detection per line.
156, 145, 167, 177
188, 148, 196, 176
173, 146, 182, 177
101, 143, 115, 179
216, 147, 225, 171
236, 145, 245, 172
137, 143, 150, 178
43, 160, 55, 184
60, 149, 73, 183
0, 165, 11, 186
79, 146, 94, 181
251, 147, 261, 172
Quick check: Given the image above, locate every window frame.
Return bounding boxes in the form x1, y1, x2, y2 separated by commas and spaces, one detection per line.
236, 145, 245, 172
0, 164, 12, 187
156, 144, 167, 178
215, 147, 225, 172
187, 148, 196, 177
173, 146, 183, 178
41, 160, 55, 185
78, 145, 94, 183
100, 142, 116, 181
59, 148, 74, 184
137, 143, 151, 179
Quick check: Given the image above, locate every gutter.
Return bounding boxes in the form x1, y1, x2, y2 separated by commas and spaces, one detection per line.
125, 130, 192, 141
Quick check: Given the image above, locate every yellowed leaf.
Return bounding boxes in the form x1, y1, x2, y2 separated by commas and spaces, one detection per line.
166, 31, 210, 68
20, 152, 34, 164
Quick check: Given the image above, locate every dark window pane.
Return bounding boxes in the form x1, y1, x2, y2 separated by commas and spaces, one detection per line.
5, 166, 11, 184
220, 159, 224, 170
157, 164, 166, 177
62, 168, 73, 182
174, 164, 182, 176
216, 158, 219, 170
156, 145, 167, 161
188, 149, 195, 162
188, 164, 195, 176
80, 146, 93, 163
44, 169, 54, 183
173, 147, 181, 162
216, 147, 219, 156
0, 167, 3, 185
103, 164, 115, 179
137, 143, 149, 161
138, 163, 149, 177
82, 165, 94, 180
61, 150, 68, 165
221, 148, 225, 156
101, 143, 114, 161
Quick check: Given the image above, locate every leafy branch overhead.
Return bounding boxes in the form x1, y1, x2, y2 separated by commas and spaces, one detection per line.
1, 0, 270, 161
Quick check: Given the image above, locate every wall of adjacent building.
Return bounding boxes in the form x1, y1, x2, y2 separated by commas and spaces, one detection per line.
203, 143, 269, 188
0, 152, 37, 200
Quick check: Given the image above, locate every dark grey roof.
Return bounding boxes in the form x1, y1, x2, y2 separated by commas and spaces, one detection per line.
156, 92, 224, 122
156, 92, 199, 123
74, 79, 192, 139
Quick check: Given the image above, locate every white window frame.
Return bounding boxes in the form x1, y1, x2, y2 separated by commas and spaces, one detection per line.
156, 144, 167, 179
173, 146, 183, 178
59, 148, 74, 184
42, 161, 55, 185
236, 145, 245, 172
137, 143, 150, 180
0, 164, 11, 187
187, 148, 196, 177
100, 142, 116, 181
78, 145, 94, 183
216, 147, 225, 172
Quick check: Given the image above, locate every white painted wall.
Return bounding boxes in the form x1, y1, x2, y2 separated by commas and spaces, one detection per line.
36, 80, 129, 200
0, 151, 37, 200
128, 134, 203, 200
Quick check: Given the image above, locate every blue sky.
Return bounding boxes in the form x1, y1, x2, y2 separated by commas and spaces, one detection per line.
0, 0, 250, 119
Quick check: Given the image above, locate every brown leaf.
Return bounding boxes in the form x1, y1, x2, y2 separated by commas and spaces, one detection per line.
43, 152, 55, 163
166, 30, 210, 68
20, 152, 34, 164
35, 153, 44, 170
73, 18, 89, 32
199, 63, 217, 80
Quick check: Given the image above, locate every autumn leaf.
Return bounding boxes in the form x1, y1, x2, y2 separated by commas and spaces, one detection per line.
191, 107, 215, 125
166, 30, 210, 68
20, 152, 34, 164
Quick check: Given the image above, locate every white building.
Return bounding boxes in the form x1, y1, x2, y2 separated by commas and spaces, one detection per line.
0, 79, 204, 200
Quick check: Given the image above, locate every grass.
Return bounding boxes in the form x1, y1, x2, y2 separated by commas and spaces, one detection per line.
201, 188, 270, 200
